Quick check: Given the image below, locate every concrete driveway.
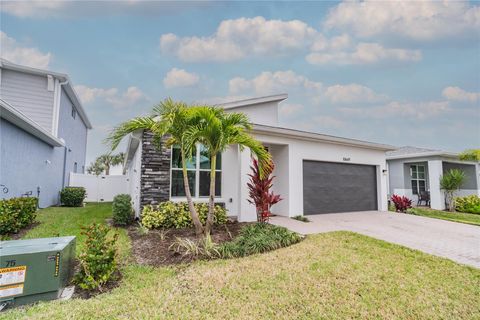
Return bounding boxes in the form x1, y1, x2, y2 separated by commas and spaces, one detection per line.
270, 211, 480, 268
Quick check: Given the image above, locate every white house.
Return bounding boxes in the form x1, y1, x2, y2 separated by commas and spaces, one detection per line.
124, 94, 394, 222
387, 146, 480, 210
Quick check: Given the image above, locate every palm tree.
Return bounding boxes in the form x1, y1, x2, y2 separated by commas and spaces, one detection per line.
185, 106, 272, 235
95, 152, 124, 175
106, 99, 204, 235
440, 169, 466, 212
86, 160, 104, 176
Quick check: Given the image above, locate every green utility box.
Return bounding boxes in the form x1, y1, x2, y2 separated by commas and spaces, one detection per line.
0, 236, 76, 308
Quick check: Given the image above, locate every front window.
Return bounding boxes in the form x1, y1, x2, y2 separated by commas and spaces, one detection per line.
410, 164, 426, 195
170, 145, 221, 198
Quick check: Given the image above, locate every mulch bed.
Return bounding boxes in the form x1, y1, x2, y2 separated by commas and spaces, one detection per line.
4, 222, 40, 240
128, 222, 251, 267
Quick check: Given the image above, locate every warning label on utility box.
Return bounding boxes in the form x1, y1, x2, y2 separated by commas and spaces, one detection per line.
0, 266, 27, 286
0, 283, 24, 298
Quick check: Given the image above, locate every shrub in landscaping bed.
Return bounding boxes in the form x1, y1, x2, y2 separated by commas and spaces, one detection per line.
0, 197, 37, 235
141, 201, 227, 229
391, 194, 412, 213
74, 223, 118, 291
455, 195, 480, 214
60, 187, 86, 207
112, 194, 133, 225
218, 223, 302, 258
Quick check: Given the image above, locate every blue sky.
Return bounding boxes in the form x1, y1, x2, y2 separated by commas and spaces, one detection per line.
1, 0, 479, 167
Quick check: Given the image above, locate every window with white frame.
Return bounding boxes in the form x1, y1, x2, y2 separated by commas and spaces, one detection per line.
170, 144, 221, 198
410, 164, 426, 195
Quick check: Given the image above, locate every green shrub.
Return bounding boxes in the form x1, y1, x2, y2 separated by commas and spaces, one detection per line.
455, 195, 480, 214
60, 187, 86, 207
168, 234, 220, 258
141, 201, 227, 229
112, 194, 133, 225
0, 197, 37, 235
74, 223, 118, 291
218, 223, 302, 258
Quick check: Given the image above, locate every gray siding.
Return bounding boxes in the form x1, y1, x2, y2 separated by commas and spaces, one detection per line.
1, 69, 54, 132
387, 159, 405, 194
0, 118, 64, 208
57, 88, 88, 186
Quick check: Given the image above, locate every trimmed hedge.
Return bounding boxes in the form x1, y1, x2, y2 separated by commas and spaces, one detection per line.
141, 201, 227, 229
112, 194, 133, 226
455, 195, 480, 214
60, 187, 86, 207
0, 197, 38, 235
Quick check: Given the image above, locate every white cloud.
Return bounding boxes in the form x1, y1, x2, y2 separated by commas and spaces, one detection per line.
75, 85, 146, 108
1, 1, 66, 18
307, 42, 421, 65
229, 70, 386, 106
1, 1, 209, 18
160, 16, 317, 62
324, 0, 480, 41
312, 115, 345, 128
0, 31, 51, 69
229, 70, 322, 96
442, 86, 480, 103
341, 101, 451, 120
279, 103, 304, 117
324, 84, 388, 104
163, 68, 199, 88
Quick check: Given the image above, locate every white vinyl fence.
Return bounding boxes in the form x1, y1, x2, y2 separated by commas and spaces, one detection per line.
69, 173, 129, 202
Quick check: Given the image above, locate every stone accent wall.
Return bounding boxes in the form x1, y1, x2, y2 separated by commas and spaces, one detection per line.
140, 131, 171, 208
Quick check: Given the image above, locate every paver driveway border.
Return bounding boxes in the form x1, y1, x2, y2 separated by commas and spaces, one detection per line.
270, 211, 480, 268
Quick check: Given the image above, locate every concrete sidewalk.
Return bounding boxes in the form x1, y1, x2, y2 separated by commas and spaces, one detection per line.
270, 211, 480, 268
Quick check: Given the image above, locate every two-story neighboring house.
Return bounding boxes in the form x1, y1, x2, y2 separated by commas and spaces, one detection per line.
0, 59, 92, 208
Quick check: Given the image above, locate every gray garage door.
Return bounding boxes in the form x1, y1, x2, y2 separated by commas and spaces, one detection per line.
303, 160, 377, 215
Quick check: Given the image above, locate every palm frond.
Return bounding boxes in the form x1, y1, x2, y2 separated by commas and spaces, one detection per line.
105, 116, 157, 150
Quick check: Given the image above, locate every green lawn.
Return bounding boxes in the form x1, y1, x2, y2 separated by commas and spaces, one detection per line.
407, 207, 480, 226
21, 202, 130, 259
2, 204, 479, 319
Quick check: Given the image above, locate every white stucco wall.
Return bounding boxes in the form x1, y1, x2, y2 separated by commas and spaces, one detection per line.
225, 101, 279, 126
227, 132, 389, 221
127, 140, 143, 217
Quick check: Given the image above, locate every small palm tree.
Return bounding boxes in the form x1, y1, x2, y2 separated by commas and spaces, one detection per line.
106, 99, 204, 235
185, 106, 272, 235
86, 161, 105, 176
96, 152, 125, 175
440, 169, 466, 212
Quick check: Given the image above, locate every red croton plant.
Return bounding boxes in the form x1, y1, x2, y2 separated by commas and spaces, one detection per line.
247, 158, 282, 223
391, 194, 412, 213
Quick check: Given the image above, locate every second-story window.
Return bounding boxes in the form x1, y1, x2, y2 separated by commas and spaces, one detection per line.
72, 107, 77, 119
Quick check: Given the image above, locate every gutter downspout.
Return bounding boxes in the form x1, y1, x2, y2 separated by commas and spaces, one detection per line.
58, 79, 69, 191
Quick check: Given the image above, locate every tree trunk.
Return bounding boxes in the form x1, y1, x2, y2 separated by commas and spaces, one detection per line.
181, 149, 203, 236
105, 164, 110, 175
205, 154, 216, 236
447, 192, 455, 212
